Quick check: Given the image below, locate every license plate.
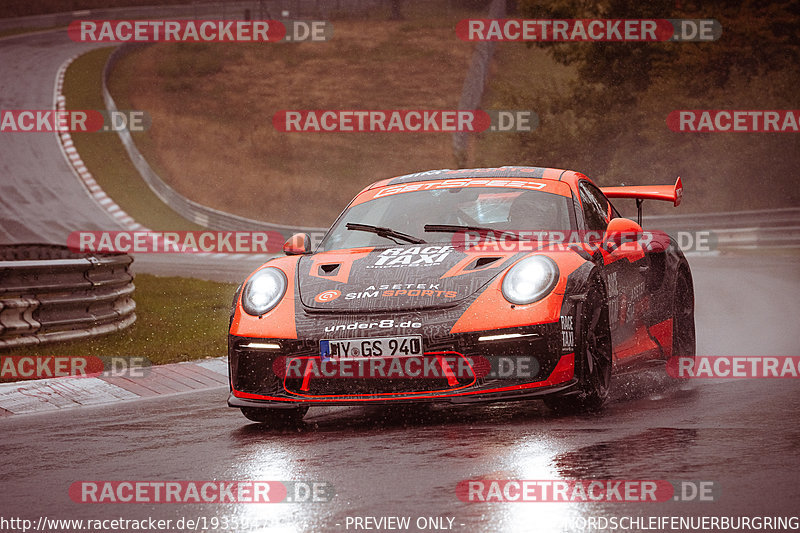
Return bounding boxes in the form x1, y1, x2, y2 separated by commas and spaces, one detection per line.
320, 335, 423, 360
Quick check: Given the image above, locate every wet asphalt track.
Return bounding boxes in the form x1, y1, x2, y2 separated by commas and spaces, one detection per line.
0, 255, 798, 533
0, 29, 269, 281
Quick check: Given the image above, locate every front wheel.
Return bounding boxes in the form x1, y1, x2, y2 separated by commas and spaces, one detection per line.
545, 280, 613, 413
240, 406, 309, 427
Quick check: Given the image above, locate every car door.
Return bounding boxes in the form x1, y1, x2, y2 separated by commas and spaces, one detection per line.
577, 180, 655, 365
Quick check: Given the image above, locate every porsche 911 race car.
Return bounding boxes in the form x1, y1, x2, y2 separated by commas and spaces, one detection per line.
227, 166, 695, 424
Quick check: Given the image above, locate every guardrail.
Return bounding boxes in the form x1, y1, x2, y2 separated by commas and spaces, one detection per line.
645, 207, 800, 230
34, 0, 796, 253
101, 44, 326, 244
0, 245, 136, 349
644, 207, 800, 251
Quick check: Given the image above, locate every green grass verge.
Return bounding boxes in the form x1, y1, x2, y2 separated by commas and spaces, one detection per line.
102, 6, 478, 228
62, 47, 204, 231
0, 274, 235, 365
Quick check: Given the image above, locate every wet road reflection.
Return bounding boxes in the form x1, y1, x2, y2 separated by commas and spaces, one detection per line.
1, 255, 799, 531
0, 372, 799, 532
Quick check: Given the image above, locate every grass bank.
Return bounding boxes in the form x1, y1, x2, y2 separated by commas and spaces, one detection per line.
0, 274, 235, 365
107, 2, 481, 228
63, 47, 204, 231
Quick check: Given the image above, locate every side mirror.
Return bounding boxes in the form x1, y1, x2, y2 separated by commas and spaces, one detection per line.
604, 217, 643, 246
283, 233, 312, 255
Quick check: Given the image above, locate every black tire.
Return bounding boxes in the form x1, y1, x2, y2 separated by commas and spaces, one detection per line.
240, 406, 308, 426
545, 279, 613, 413
672, 269, 696, 359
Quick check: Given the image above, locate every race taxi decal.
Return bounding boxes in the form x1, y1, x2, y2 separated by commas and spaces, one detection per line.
367, 246, 454, 269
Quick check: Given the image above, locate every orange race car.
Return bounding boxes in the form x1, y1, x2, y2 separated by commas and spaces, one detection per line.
227, 167, 695, 424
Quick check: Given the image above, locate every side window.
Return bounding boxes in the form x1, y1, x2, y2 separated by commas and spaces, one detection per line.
579, 181, 610, 232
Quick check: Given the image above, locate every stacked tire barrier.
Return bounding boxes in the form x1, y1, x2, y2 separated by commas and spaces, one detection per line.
0, 245, 136, 349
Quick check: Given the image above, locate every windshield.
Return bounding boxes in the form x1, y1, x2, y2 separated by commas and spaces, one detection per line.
319, 186, 574, 251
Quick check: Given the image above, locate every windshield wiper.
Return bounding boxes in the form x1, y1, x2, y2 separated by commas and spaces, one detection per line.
346, 223, 426, 245
424, 224, 522, 241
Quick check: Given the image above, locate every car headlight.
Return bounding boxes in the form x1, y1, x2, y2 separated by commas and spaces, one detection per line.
241, 267, 287, 316
501, 255, 559, 305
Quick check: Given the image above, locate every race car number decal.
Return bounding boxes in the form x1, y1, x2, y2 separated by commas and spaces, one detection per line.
320, 335, 423, 360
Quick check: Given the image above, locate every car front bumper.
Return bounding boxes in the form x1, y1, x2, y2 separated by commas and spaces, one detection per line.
228, 322, 580, 407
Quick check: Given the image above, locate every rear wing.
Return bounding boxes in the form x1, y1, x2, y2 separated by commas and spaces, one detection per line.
601, 177, 683, 207
601, 177, 683, 225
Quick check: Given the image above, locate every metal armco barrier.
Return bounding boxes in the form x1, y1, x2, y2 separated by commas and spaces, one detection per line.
0, 245, 136, 349
643, 207, 800, 251
101, 44, 326, 244
644, 207, 800, 230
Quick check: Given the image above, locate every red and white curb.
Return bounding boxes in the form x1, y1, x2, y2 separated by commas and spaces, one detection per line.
52, 55, 277, 262
0, 357, 228, 416
54, 54, 150, 233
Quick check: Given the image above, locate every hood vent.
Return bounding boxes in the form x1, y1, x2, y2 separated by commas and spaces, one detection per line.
465, 256, 502, 271
318, 263, 341, 276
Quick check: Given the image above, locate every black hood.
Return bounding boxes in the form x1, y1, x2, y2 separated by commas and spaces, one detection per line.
297, 245, 521, 312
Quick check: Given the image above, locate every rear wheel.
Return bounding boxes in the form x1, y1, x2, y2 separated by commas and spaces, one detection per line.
240, 406, 308, 427
545, 279, 612, 413
672, 270, 696, 359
